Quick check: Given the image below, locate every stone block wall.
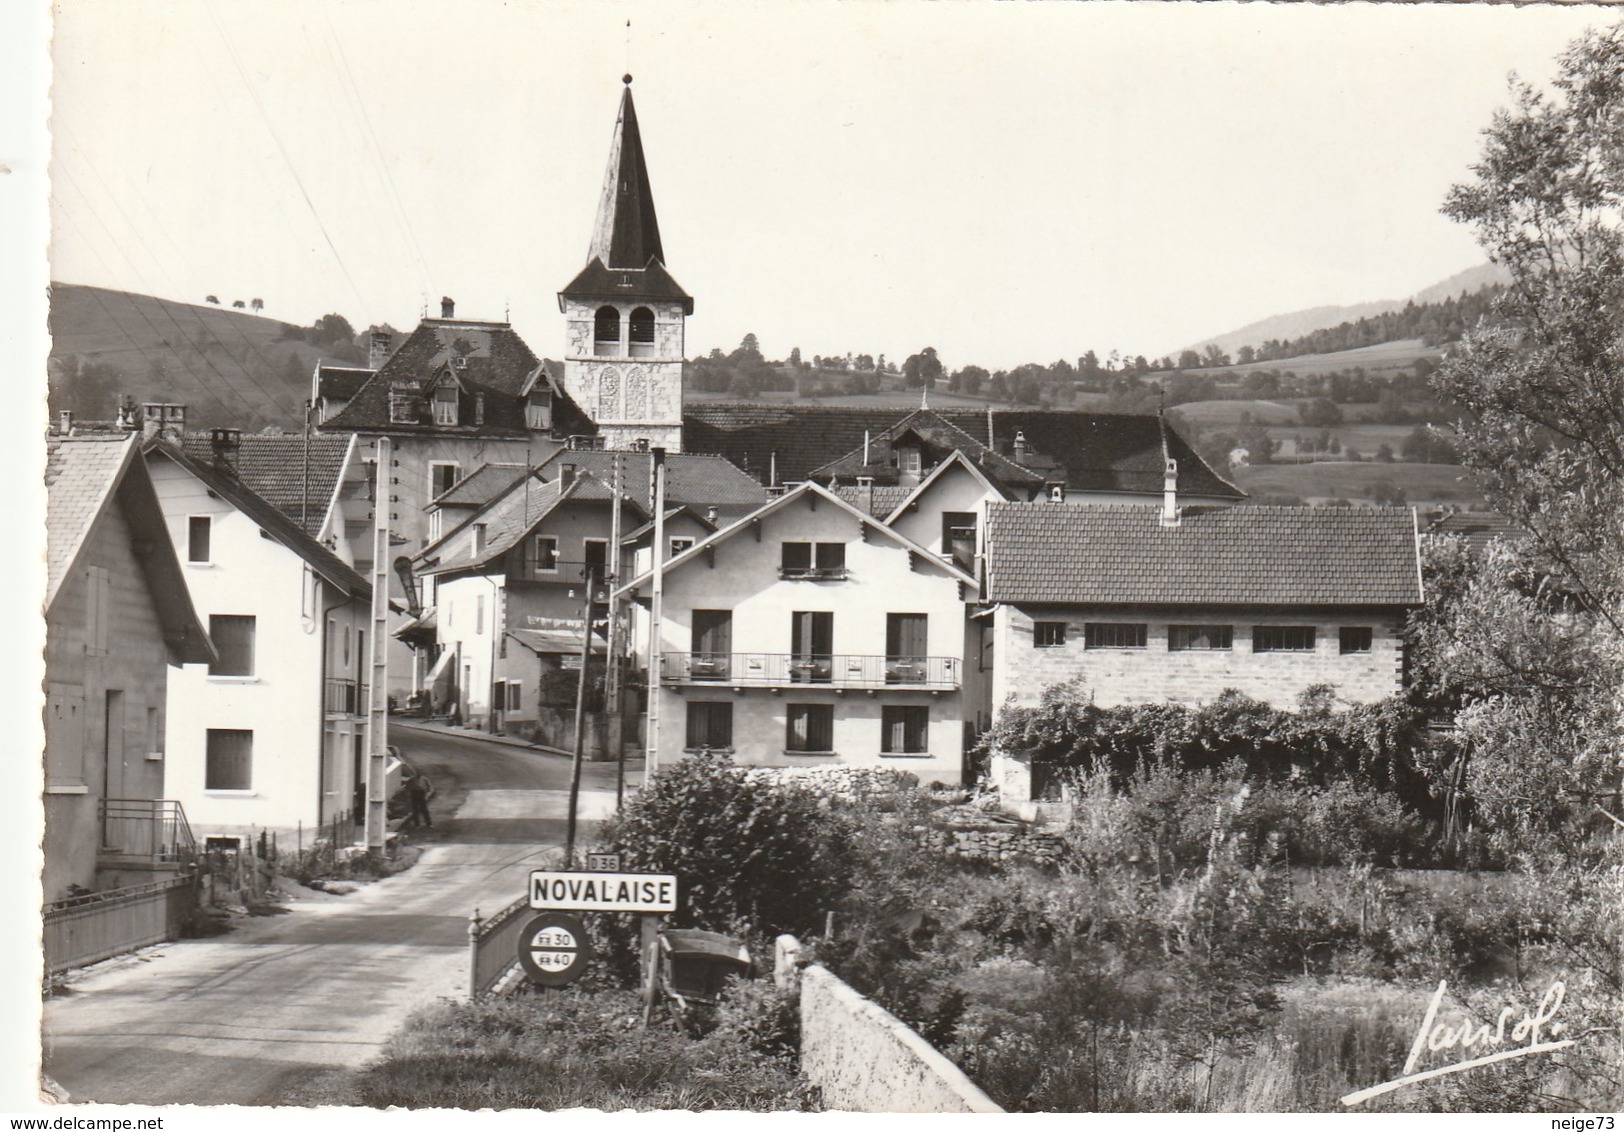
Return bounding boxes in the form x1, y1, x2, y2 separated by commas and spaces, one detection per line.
914, 805, 1066, 867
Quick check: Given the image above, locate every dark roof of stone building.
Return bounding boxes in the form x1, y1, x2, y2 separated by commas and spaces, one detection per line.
316, 365, 373, 401
535, 448, 768, 518
179, 432, 351, 536
682, 404, 1243, 499
809, 407, 1043, 487
984, 502, 1422, 607
320, 319, 595, 439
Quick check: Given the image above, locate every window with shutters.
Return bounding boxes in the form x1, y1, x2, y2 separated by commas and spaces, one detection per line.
208, 615, 256, 676
690, 610, 732, 680
886, 613, 928, 684
786, 704, 834, 754
881, 705, 929, 755
429, 462, 461, 500
685, 702, 732, 750
205, 729, 253, 791
791, 611, 833, 684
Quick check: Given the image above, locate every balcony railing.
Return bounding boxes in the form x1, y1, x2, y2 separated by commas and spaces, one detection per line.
661, 652, 960, 690
99, 799, 196, 870
324, 678, 371, 715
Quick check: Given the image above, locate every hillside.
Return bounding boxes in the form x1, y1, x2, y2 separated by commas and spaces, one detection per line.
1181, 262, 1511, 358
46, 283, 349, 431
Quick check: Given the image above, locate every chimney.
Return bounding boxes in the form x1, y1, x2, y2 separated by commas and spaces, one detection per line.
1013, 430, 1028, 464
1161, 458, 1181, 526
705, 506, 718, 525
368, 330, 391, 370
440, 296, 455, 319
857, 475, 875, 516
862, 430, 871, 466
987, 405, 995, 449
142, 402, 185, 440
57, 410, 72, 435
560, 462, 576, 488
211, 427, 242, 476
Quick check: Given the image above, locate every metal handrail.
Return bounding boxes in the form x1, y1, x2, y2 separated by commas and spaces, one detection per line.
98, 798, 196, 867
661, 652, 960, 689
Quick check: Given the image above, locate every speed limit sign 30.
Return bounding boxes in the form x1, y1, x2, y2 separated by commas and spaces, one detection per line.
516, 912, 592, 987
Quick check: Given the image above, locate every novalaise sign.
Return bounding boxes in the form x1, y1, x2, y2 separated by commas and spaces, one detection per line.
529, 870, 678, 913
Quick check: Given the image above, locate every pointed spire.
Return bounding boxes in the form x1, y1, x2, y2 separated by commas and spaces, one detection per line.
588, 75, 665, 270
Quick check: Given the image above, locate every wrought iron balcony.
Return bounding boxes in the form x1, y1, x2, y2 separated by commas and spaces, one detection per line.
324, 678, 371, 715
660, 652, 960, 691
98, 799, 196, 870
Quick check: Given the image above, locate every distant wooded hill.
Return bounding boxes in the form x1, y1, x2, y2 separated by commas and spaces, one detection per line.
45, 283, 387, 431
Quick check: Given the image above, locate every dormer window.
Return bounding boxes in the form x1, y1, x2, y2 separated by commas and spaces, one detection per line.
433, 385, 458, 426
527, 389, 554, 431
897, 446, 922, 479
594, 306, 621, 357
388, 393, 415, 424
629, 307, 655, 358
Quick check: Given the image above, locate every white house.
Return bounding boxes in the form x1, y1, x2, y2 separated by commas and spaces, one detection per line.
616, 481, 979, 785
145, 434, 374, 846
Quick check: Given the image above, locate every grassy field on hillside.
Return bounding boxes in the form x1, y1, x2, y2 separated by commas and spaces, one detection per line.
1231, 460, 1485, 506
1184, 338, 1446, 380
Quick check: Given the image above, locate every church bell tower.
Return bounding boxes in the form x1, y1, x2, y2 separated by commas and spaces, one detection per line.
558, 75, 690, 453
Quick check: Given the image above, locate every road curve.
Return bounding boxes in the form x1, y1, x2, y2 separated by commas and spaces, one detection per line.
42, 724, 630, 1106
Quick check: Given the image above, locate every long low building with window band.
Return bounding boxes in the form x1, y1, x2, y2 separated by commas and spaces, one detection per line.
982, 502, 1424, 710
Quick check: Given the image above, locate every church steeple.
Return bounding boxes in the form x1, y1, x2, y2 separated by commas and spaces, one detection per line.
589, 76, 665, 271
557, 77, 690, 453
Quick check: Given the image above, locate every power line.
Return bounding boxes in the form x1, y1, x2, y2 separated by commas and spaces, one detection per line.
318, 10, 435, 306
205, 0, 370, 314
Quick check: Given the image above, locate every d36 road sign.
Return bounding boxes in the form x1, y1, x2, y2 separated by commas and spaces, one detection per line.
529, 870, 678, 913
517, 912, 592, 987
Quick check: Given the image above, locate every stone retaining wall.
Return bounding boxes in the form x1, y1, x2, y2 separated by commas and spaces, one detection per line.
915, 805, 1067, 867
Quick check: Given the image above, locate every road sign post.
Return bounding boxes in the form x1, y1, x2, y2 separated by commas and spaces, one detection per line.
516, 912, 592, 988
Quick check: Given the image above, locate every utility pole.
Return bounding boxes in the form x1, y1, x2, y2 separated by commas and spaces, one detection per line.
564, 572, 593, 864
646, 448, 666, 776
606, 453, 626, 808
363, 437, 392, 853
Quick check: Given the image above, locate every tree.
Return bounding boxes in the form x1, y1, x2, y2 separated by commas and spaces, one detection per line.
250, 298, 264, 313
788, 346, 802, 369
1297, 397, 1343, 429
1435, 23, 1624, 636
902, 347, 944, 389
1370, 478, 1406, 507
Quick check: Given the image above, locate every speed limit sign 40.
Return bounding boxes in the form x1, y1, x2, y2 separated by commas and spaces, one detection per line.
517, 912, 592, 987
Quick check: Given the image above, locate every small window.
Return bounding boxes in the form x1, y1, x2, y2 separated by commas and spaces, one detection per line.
209, 615, 256, 676
942, 511, 976, 569
1084, 623, 1147, 649
881, 705, 929, 754
1340, 626, 1374, 654
670, 537, 695, 557
786, 704, 834, 753
506, 682, 522, 711
685, 702, 733, 750
526, 391, 553, 431
1254, 626, 1317, 652
629, 307, 655, 357
534, 536, 559, 573
433, 385, 458, 426
1033, 621, 1067, 648
583, 538, 609, 583
781, 542, 845, 578
187, 516, 212, 563
205, 729, 253, 791
472, 523, 487, 556
897, 446, 922, 476
594, 305, 621, 350
429, 462, 461, 500
1168, 625, 1234, 651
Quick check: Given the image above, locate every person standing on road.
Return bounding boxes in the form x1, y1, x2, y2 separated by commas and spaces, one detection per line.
406, 772, 433, 829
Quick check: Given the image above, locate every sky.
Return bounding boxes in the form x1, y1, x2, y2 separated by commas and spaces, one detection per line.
39, 0, 1615, 372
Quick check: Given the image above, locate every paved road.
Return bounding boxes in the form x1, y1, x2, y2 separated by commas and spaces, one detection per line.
42, 724, 634, 1106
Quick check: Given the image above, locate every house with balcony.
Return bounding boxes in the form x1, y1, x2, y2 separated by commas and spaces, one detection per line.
44, 434, 214, 900
418, 464, 649, 737
143, 434, 374, 846
616, 480, 980, 784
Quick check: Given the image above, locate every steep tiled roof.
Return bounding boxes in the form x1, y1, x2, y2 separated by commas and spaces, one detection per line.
317, 365, 373, 401
810, 407, 1043, 487
45, 434, 135, 606
425, 470, 647, 575
985, 503, 1421, 607
320, 319, 595, 439
535, 449, 768, 518
146, 441, 372, 600
681, 405, 1243, 499
179, 432, 350, 536
432, 463, 528, 508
